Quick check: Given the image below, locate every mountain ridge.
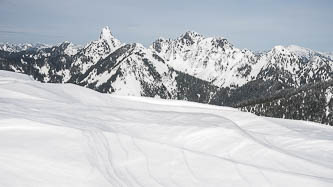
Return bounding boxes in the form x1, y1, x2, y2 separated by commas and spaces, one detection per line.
0, 26, 332, 125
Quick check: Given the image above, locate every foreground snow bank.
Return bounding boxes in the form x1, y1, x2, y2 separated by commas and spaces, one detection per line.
0, 70, 333, 187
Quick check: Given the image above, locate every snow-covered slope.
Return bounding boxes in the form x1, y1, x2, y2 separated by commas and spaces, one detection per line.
0, 41, 79, 83
75, 43, 178, 97
1, 70, 333, 187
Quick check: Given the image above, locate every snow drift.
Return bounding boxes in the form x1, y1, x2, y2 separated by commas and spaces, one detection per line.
0, 70, 333, 187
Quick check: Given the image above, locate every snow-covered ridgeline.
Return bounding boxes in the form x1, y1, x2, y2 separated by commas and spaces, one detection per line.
0, 42, 50, 52
151, 32, 333, 87
1, 26, 332, 102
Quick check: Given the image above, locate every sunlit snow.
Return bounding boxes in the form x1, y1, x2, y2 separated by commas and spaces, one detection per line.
0, 70, 333, 187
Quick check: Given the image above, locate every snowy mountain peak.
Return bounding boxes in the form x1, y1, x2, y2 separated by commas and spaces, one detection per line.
182, 31, 203, 38
132, 42, 145, 49
61, 42, 81, 56
150, 32, 255, 87
286, 45, 317, 59
58, 41, 72, 48
287, 44, 308, 51
99, 26, 114, 40
269, 45, 300, 57
156, 37, 167, 41
272, 45, 287, 52
98, 26, 122, 48
179, 31, 204, 44
0, 43, 40, 52
269, 45, 322, 60
72, 26, 122, 73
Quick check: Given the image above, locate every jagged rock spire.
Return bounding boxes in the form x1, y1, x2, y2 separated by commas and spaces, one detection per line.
100, 26, 114, 41
98, 26, 121, 49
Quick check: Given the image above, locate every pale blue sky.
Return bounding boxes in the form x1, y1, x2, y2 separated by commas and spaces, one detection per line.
1, 0, 332, 52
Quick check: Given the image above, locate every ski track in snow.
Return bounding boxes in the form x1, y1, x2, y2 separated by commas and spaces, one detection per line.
0, 70, 333, 187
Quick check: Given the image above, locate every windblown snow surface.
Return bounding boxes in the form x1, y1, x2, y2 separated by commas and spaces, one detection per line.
0, 70, 333, 187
